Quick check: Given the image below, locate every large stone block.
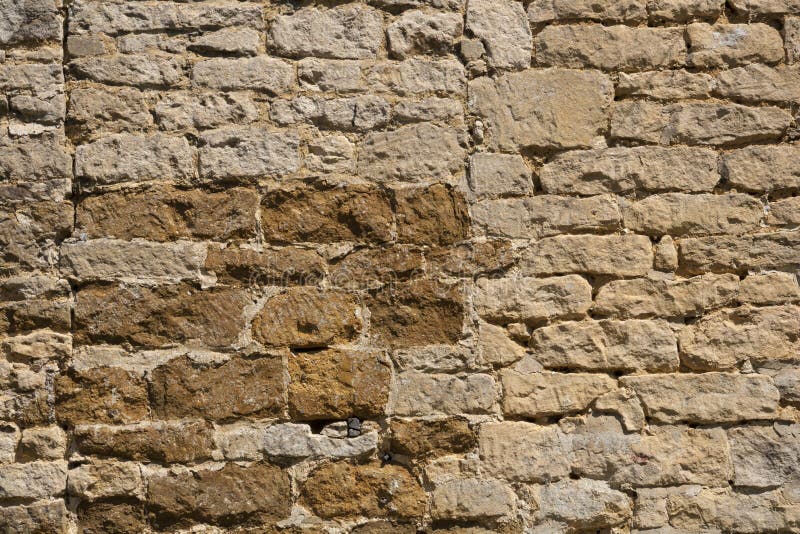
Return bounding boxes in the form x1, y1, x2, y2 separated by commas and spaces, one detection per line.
469, 68, 612, 151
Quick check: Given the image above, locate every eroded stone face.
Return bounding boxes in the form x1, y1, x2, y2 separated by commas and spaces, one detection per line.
5, 0, 799, 531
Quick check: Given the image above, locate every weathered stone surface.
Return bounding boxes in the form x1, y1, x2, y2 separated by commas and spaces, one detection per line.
479, 422, 571, 482
739, 272, 800, 305
395, 96, 463, 124
150, 354, 285, 420
539, 146, 719, 195
530, 479, 631, 531
298, 58, 363, 92
395, 184, 470, 245
252, 287, 361, 348
77, 187, 258, 242
365, 58, 466, 95
478, 321, 526, 368
465, 0, 532, 70
18, 426, 66, 461
154, 92, 258, 130
75, 283, 250, 348
788, 17, 800, 63
67, 460, 143, 501
593, 388, 646, 431
192, 56, 295, 93
70, 1, 264, 35
367, 280, 465, 348
621, 373, 781, 423
501, 371, 616, 417
623, 193, 762, 236
269, 5, 383, 59
329, 245, 424, 290
199, 127, 299, 181
60, 238, 208, 284
647, 0, 724, 22
74, 421, 214, 463
679, 305, 800, 370
521, 234, 653, 277
469, 68, 612, 151
288, 348, 390, 419
206, 246, 326, 287
475, 275, 592, 324
301, 462, 426, 520
75, 133, 196, 188
77, 501, 146, 534
611, 101, 791, 146
392, 371, 496, 415
387, 10, 462, 58
728, 0, 800, 14
687, 23, 784, 68
259, 422, 378, 460
728, 423, 800, 489
431, 478, 515, 521
768, 197, 800, 226
392, 344, 481, 373
0, 500, 70, 534
715, 64, 800, 105
472, 195, 620, 239
68, 87, 153, 139
358, 123, 465, 183
679, 230, 800, 274
306, 135, 356, 173
70, 55, 185, 87
0, 461, 66, 500
0, 0, 62, 45
390, 417, 476, 459
531, 319, 678, 372
55, 368, 148, 426
271, 95, 390, 131
535, 25, 685, 71
147, 462, 290, 528
594, 273, 739, 318
468, 153, 531, 199
188, 27, 261, 56
652, 235, 680, 269
618, 70, 714, 100
529, 0, 647, 23
722, 145, 800, 192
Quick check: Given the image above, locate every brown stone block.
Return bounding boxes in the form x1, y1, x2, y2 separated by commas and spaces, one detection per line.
205, 246, 325, 287
261, 182, 393, 244
55, 368, 149, 426
394, 183, 470, 246
74, 283, 250, 348
300, 461, 425, 520
252, 287, 361, 349
288, 348, 390, 420
390, 417, 476, 460
147, 462, 291, 528
77, 501, 146, 534
149, 354, 286, 421
367, 279, 465, 348
77, 187, 259, 242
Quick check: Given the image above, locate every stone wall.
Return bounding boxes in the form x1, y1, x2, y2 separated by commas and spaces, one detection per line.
1, 0, 800, 532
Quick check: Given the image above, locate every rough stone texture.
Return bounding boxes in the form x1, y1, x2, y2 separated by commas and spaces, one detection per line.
3, 1, 799, 531
469, 68, 612, 151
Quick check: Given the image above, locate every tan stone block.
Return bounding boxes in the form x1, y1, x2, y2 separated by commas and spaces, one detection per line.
679, 230, 800, 274
501, 371, 616, 417
535, 24, 685, 71
475, 275, 592, 324
469, 68, 612, 151
594, 273, 739, 319
531, 319, 678, 372
621, 373, 780, 423
392, 371, 496, 416
688, 22, 784, 67
520, 234, 653, 277
395, 183, 470, 246
722, 145, 800, 193
679, 305, 800, 370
